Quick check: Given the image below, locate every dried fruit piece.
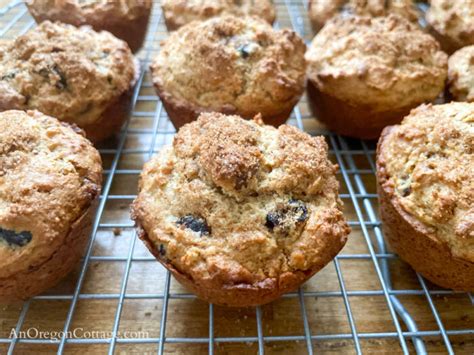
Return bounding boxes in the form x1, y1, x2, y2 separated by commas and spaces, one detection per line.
177, 215, 211, 236
265, 199, 308, 235
0, 228, 32, 247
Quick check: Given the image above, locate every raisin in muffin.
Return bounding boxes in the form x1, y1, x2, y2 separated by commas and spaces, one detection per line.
426, 0, 474, 55
308, 0, 419, 33
377, 103, 474, 291
150, 15, 306, 129
161, 0, 276, 31
132, 112, 350, 307
448, 45, 474, 102
26, 0, 152, 53
305, 15, 447, 139
0, 21, 139, 143
0, 110, 102, 302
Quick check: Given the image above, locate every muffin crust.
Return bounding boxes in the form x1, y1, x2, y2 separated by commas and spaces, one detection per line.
377, 103, 474, 290
0, 21, 138, 143
26, 0, 152, 52
132, 113, 350, 306
0, 110, 102, 302
161, 0, 276, 31
305, 14, 447, 138
426, 0, 474, 54
151, 15, 306, 129
448, 45, 474, 102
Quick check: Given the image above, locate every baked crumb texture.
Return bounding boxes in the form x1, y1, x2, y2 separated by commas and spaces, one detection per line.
150, 15, 306, 129
0, 21, 138, 143
161, 0, 276, 31
132, 113, 350, 306
305, 14, 447, 139
427, 0, 474, 54
448, 45, 474, 102
377, 103, 474, 291
308, 0, 419, 33
0, 110, 103, 302
26, 0, 152, 53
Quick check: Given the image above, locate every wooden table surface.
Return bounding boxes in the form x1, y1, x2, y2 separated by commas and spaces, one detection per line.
0, 1, 473, 354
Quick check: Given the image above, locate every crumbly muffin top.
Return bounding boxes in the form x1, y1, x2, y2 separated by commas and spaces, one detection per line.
26, 0, 152, 21
0, 21, 136, 127
0, 110, 102, 280
448, 45, 474, 102
151, 15, 306, 117
305, 15, 447, 111
308, 0, 419, 31
379, 103, 474, 262
133, 113, 349, 285
161, 0, 275, 29
427, 0, 474, 50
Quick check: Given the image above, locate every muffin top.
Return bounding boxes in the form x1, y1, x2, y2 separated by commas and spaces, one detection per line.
305, 15, 447, 111
161, 0, 276, 29
0, 110, 102, 280
448, 45, 474, 102
26, 0, 152, 22
427, 0, 474, 51
0, 21, 137, 128
151, 15, 306, 117
132, 113, 349, 286
378, 103, 474, 262
308, 0, 419, 31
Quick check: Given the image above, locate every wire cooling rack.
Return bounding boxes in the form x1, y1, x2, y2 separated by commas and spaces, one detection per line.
0, 1, 473, 354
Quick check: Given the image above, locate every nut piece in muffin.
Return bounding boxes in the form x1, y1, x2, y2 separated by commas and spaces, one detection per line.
161, 0, 276, 31
305, 14, 447, 139
308, 0, 419, 33
448, 45, 474, 102
0, 110, 102, 302
132, 112, 350, 307
426, 0, 474, 55
0, 21, 139, 143
26, 0, 152, 53
377, 103, 474, 291
150, 15, 306, 129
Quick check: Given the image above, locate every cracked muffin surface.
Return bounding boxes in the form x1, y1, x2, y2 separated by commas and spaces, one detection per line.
0, 110, 102, 301
161, 0, 276, 30
150, 15, 306, 128
426, 0, 474, 54
0, 21, 138, 142
308, 0, 419, 32
132, 113, 350, 306
448, 45, 474, 102
25, 0, 152, 53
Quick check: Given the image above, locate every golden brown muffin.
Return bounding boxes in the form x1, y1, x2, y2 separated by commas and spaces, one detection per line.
25, 0, 152, 53
0, 110, 102, 303
150, 15, 306, 129
132, 112, 350, 307
308, 0, 419, 33
377, 103, 474, 291
305, 14, 447, 139
161, 0, 276, 31
426, 0, 474, 55
0, 21, 139, 143
448, 45, 474, 102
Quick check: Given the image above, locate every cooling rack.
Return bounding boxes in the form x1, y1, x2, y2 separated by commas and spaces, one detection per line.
0, 1, 473, 354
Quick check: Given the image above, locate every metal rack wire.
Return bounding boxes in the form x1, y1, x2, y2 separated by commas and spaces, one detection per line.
0, 1, 473, 354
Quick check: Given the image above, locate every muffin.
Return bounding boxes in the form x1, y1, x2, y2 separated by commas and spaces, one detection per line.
150, 15, 306, 129
25, 0, 152, 53
305, 15, 447, 139
132, 112, 350, 307
0, 21, 139, 143
377, 103, 474, 291
308, 0, 419, 33
426, 0, 474, 55
447, 45, 474, 102
161, 0, 276, 31
0, 110, 102, 303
